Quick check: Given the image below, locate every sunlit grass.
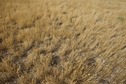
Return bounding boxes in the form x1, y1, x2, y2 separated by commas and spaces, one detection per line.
0, 0, 126, 84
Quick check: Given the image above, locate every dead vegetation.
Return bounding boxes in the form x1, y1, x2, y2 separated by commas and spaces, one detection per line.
0, 0, 126, 84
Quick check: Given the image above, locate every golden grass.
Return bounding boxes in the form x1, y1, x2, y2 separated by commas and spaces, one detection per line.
0, 0, 126, 84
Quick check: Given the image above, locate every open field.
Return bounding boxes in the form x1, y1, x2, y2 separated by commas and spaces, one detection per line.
0, 0, 126, 84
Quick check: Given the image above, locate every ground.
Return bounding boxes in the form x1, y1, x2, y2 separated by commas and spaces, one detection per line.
0, 0, 126, 84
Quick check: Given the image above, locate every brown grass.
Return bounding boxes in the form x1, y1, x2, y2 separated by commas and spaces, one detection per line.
0, 0, 126, 84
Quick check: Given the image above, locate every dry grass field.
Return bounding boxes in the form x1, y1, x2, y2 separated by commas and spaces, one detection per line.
0, 0, 126, 84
